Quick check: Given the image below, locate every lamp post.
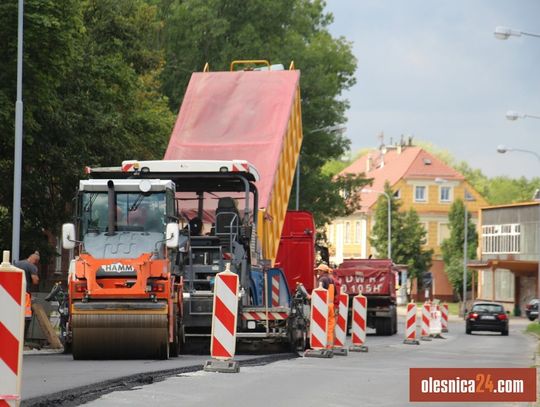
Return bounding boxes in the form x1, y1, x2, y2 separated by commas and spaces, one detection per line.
494, 26, 540, 40
295, 125, 346, 210
506, 111, 540, 121
497, 145, 540, 162
362, 188, 391, 259
12, 0, 24, 262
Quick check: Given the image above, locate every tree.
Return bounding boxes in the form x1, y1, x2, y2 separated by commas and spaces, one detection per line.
399, 209, 433, 284
441, 199, 478, 298
157, 0, 360, 226
0, 0, 174, 260
369, 183, 402, 260
369, 183, 432, 284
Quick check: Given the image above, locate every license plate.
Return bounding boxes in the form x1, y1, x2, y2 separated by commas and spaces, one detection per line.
481, 315, 495, 320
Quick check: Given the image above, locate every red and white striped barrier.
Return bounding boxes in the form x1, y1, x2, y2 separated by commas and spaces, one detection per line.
0, 251, 26, 407
403, 302, 420, 345
441, 303, 449, 333
304, 284, 333, 358
420, 302, 432, 341
349, 294, 368, 352
333, 290, 349, 356
204, 264, 240, 373
271, 274, 280, 307
241, 311, 288, 320
429, 304, 443, 337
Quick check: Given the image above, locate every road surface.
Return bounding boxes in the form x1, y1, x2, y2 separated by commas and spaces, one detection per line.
69, 318, 537, 407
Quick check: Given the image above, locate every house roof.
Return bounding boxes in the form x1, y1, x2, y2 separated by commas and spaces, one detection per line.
340, 146, 465, 211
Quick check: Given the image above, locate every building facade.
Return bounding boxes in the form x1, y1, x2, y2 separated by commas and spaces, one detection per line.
472, 202, 539, 314
326, 142, 487, 301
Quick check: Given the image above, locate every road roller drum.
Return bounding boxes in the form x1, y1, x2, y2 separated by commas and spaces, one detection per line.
71, 302, 169, 360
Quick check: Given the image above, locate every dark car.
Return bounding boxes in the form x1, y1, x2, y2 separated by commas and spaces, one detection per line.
525, 299, 539, 321
466, 302, 509, 336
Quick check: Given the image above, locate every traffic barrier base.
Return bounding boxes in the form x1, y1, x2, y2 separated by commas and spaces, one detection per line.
304, 348, 334, 358
403, 338, 420, 345
203, 359, 240, 373
349, 344, 368, 352
333, 347, 348, 356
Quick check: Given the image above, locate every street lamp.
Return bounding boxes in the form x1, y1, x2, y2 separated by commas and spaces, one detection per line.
494, 26, 540, 40
361, 188, 391, 259
496, 145, 540, 162
12, 0, 24, 262
295, 125, 346, 210
506, 111, 540, 121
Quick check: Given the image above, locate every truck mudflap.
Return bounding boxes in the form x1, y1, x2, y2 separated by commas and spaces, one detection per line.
71, 301, 169, 360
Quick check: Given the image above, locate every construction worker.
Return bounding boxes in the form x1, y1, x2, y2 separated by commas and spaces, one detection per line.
313, 263, 336, 349
14, 251, 40, 338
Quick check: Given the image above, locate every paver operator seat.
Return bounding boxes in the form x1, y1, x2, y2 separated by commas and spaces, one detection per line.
215, 197, 240, 251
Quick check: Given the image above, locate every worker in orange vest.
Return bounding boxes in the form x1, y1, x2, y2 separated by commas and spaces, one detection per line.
14, 251, 40, 336
313, 263, 336, 349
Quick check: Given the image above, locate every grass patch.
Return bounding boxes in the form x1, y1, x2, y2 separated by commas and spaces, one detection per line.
446, 302, 460, 316
526, 322, 540, 336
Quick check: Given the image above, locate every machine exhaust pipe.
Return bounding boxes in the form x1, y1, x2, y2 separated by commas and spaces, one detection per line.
106, 180, 116, 236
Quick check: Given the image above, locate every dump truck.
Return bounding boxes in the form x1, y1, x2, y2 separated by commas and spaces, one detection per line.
334, 259, 399, 336
62, 60, 309, 358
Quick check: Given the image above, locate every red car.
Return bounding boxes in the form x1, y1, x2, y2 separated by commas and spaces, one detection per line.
466, 302, 509, 336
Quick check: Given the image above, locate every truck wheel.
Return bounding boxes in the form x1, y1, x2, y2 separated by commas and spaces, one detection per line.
392, 307, 398, 335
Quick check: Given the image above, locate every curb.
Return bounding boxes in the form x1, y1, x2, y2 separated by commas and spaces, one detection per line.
22, 353, 297, 407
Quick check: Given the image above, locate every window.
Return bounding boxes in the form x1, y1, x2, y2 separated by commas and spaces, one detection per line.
393, 189, 401, 199
440, 186, 452, 203
345, 222, 351, 243
482, 224, 521, 254
414, 186, 427, 202
355, 221, 361, 243
464, 189, 474, 201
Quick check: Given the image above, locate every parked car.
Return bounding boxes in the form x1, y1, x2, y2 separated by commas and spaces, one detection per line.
525, 299, 539, 321
465, 302, 509, 336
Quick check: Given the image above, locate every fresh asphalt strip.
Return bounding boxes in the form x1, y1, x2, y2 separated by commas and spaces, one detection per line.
22, 353, 298, 407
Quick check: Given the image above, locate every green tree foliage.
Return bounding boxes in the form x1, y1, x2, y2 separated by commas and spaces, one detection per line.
369, 183, 432, 282
440, 199, 478, 298
157, 0, 362, 226
0, 0, 173, 259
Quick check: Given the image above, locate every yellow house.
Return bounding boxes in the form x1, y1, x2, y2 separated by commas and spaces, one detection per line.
326, 143, 487, 301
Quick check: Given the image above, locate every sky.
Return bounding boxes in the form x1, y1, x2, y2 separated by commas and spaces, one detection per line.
324, 0, 540, 179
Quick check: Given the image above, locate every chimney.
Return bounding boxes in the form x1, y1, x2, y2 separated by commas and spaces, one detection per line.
366, 155, 372, 172
397, 145, 402, 154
